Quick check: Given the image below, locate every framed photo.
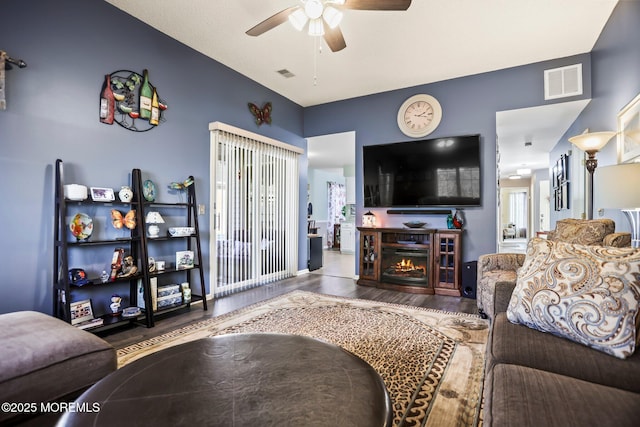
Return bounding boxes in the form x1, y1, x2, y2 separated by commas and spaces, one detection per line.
560, 154, 569, 183
561, 182, 570, 210
554, 188, 560, 211
70, 299, 95, 325
176, 250, 194, 270
617, 92, 640, 163
90, 187, 115, 202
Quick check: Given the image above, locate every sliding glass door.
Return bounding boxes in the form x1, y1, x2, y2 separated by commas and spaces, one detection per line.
210, 122, 301, 297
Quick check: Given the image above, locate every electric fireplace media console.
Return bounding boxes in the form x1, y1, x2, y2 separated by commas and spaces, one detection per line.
357, 227, 462, 296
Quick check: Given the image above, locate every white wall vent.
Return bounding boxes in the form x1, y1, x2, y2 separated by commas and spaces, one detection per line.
544, 64, 583, 100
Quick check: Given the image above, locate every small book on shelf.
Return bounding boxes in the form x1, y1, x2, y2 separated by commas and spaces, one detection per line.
75, 317, 104, 330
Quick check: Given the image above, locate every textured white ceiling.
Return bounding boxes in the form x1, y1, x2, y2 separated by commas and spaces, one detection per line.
104, 0, 619, 177
105, 0, 617, 107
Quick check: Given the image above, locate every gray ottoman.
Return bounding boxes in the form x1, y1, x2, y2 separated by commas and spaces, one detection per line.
0, 311, 116, 424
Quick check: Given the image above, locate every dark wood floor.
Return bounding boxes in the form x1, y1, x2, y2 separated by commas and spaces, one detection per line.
100, 273, 479, 349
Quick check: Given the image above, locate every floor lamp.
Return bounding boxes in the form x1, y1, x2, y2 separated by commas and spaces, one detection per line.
568, 131, 616, 220
594, 162, 640, 248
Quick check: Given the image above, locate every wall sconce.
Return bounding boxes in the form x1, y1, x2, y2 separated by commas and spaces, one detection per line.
145, 211, 165, 238
362, 211, 376, 228
568, 131, 616, 219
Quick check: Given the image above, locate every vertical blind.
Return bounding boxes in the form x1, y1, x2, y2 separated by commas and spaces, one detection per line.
209, 122, 302, 297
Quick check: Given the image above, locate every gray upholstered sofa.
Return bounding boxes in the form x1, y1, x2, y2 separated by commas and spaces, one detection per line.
482, 236, 640, 426
0, 311, 116, 425
477, 218, 631, 319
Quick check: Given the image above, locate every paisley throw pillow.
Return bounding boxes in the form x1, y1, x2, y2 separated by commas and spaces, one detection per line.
507, 238, 640, 359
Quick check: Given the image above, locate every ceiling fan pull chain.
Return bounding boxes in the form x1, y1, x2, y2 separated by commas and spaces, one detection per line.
313, 36, 319, 86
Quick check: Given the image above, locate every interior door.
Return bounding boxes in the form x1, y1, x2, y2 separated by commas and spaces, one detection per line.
539, 179, 550, 231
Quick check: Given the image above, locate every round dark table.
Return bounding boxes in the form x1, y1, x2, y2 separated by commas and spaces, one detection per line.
58, 333, 392, 426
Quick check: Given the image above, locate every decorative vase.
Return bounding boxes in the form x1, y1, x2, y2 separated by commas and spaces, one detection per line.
119, 186, 133, 202
453, 210, 463, 229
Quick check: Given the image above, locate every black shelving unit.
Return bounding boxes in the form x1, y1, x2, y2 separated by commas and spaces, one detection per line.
136, 172, 208, 327
53, 160, 153, 330
53, 161, 207, 331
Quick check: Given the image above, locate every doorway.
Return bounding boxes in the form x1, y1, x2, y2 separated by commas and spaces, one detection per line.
539, 179, 551, 232
307, 131, 356, 279
498, 186, 529, 253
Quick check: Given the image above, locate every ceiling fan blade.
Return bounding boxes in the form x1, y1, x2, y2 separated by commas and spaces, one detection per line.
323, 23, 347, 52
343, 0, 411, 10
246, 6, 299, 36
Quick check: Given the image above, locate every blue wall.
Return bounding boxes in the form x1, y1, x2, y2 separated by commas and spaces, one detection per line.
303, 54, 593, 262
551, 0, 640, 228
0, 0, 306, 314
304, 1, 639, 262
2, 0, 638, 315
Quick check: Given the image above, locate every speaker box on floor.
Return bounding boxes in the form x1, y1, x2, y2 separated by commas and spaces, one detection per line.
461, 260, 478, 299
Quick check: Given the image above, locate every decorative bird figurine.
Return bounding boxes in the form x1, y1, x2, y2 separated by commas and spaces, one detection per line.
168, 177, 194, 191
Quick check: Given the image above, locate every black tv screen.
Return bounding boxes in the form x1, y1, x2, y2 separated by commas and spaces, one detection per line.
363, 134, 481, 207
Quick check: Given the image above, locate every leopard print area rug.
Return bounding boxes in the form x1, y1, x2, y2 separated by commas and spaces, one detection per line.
118, 291, 489, 427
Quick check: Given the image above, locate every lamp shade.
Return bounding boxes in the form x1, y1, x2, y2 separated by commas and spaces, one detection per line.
308, 18, 324, 36
323, 6, 343, 28
145, 211, 165, 224
569, 131, 616, 154
594, 163, 640, 209
288, 9, 308, 31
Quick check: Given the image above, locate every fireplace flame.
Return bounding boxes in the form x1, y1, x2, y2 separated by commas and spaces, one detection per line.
396, 258, 417, 272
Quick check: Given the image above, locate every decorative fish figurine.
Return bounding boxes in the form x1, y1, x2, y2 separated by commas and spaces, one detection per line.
168, 177, 194, 191
248, 102, 272, 126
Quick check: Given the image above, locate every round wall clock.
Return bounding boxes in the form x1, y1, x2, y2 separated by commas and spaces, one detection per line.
397, 94, 442, 138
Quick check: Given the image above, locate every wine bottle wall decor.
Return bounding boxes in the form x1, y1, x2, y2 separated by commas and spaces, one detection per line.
98, 69, 168, 132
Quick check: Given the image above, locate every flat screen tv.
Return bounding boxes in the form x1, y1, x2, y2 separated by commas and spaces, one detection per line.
363, 134, 481, 208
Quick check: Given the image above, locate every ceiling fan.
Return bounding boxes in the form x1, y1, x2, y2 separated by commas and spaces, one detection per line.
246, 0, 412, 52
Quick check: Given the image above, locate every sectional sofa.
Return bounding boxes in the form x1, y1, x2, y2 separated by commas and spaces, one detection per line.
481, 232, 640, 426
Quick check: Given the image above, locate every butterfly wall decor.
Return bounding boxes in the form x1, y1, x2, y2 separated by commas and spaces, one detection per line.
248, 102, 272, 126
111, 209, 136, 230
168, 176, 194, 191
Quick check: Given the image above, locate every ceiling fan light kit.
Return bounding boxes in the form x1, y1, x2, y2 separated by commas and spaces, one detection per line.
322, 6, 344, 29
288, 9, 308, 31
247, 0, 412, 52
308, 18, 325, 36
305, 0, 325, 19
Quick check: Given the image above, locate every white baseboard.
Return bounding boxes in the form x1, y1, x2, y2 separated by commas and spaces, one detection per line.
297, 268, 310, 275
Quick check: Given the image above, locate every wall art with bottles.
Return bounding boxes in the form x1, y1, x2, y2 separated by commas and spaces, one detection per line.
99, 69, 168, 132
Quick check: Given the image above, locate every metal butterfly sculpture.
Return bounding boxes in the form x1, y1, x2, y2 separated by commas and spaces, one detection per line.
248, 102, 272, 126
111, 209, 136, 230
